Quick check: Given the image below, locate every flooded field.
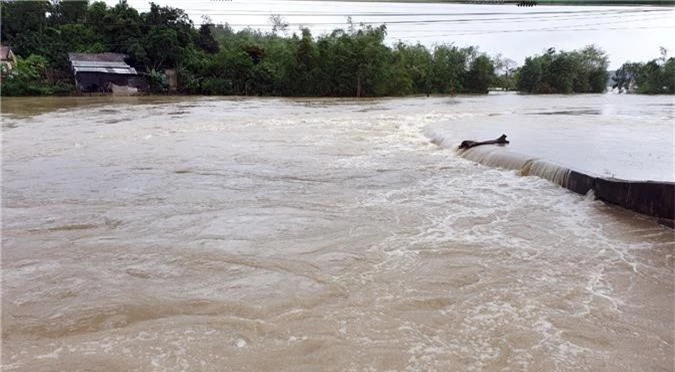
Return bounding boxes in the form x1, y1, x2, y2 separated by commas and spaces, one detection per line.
2, 94, 673, 371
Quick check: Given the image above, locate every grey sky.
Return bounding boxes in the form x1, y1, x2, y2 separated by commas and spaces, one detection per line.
105, 0, 675, 69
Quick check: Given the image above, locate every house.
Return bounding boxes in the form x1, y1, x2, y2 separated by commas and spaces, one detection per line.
1, 45, 17, 72
68, 52, 147, 93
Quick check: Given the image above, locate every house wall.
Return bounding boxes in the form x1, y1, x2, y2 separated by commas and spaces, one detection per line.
165, 69, 177, 92
75, 72, 131, 92
74, 72, 148, 93
1, 50, 16, 72
129, 76, 148, 91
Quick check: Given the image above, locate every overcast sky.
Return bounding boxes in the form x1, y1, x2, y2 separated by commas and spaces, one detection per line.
104, 0, 675, 69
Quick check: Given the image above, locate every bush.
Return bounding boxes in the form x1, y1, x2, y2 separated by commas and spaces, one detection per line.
1, 54, 74, 96
517, 46, 608, 94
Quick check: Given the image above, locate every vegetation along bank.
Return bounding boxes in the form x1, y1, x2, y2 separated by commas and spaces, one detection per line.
1, 1, 673, 96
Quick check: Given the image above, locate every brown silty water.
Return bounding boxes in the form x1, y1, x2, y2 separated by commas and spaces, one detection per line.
1, 95, 673, 371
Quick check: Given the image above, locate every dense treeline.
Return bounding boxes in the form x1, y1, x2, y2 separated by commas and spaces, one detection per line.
1, 0, 197, 95
612, 48, 675, 94
0, 0, 500, 96
183, 24, 500, 96
516, 46, 609, 94
0, 0, 671, 96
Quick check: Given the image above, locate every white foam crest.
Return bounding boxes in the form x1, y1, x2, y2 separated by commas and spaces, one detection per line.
460, 147, 529, 171
521, 159, 571, 187
455, 146, 574, 190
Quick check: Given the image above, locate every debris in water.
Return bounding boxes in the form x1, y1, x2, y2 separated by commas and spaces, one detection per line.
458, 134, 510, 150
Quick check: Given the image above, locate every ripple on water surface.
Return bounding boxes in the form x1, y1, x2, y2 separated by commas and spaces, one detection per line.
2, 95, 673, 371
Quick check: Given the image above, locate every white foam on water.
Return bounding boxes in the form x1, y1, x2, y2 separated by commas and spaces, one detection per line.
521, 158, 572, 186
3, 95, 673, 372
423, 100, 674, 182
34, 347, 63, 360
442, 142, 577, 191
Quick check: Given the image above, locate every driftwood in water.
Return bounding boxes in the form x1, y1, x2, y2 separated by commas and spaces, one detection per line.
459, 134, 510, 150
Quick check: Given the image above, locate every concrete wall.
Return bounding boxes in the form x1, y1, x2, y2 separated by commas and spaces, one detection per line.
457, 146, 674, 227
563, 171, 673, 227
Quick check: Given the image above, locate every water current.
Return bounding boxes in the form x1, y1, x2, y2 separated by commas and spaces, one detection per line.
1, 94, 673, 371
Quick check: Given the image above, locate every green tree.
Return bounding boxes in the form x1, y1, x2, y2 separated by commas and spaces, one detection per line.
136, 3, 195, 70
1, 54, 70, 96
269, 14, 289, 36
663, 57, 675, 94
431, 45, 468, 94
493, 55, 517, 91
613, 62, 640, 93
1, 0, 51, 43
614, 50, 674, 94
0, 1, 506, 97
353, 25, 389, 97
97, 0, 143, 60
196, 24, 220, 54
550, 52, 575, 93
398, 43, 433, 94
85, 1, 108, 29
464, 55, 495, 93
518, 46, 608, 94
518, 57, 542, 93
50, 0, 88, 25
289, 28, 319, 95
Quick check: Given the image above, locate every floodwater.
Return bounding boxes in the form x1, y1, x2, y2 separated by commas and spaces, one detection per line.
1, 94, 673, 371
424, 93, 675, 181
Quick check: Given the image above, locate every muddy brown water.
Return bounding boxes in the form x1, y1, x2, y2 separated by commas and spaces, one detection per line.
2, 94, 673, 371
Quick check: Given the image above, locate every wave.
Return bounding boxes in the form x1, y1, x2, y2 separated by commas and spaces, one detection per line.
458, 146, 574, 189
426, 129, 674, 227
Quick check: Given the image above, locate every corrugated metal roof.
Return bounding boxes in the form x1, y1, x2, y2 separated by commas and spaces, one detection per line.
71, 61, 132, 68
69, 53, 137, 75
73, 66, 138, 75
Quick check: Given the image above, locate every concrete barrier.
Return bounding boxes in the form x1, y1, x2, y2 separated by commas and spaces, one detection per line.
457, 146, 674, 227
593, 178, 674, 227
520, 167, 675, 228
565, 171, 674, 225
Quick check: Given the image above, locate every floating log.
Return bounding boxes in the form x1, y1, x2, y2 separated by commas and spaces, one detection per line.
459, 134, 510, 150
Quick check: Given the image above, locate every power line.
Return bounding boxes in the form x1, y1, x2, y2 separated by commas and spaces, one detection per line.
133, 8, 668, 16
45, 7, 670, 28
172, 9, 674, 27
278, 0, 675, 5
395, 24, 675, 39
389, 11, 674, 32
129, 0, 675, 5
25, 23, 672, 48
